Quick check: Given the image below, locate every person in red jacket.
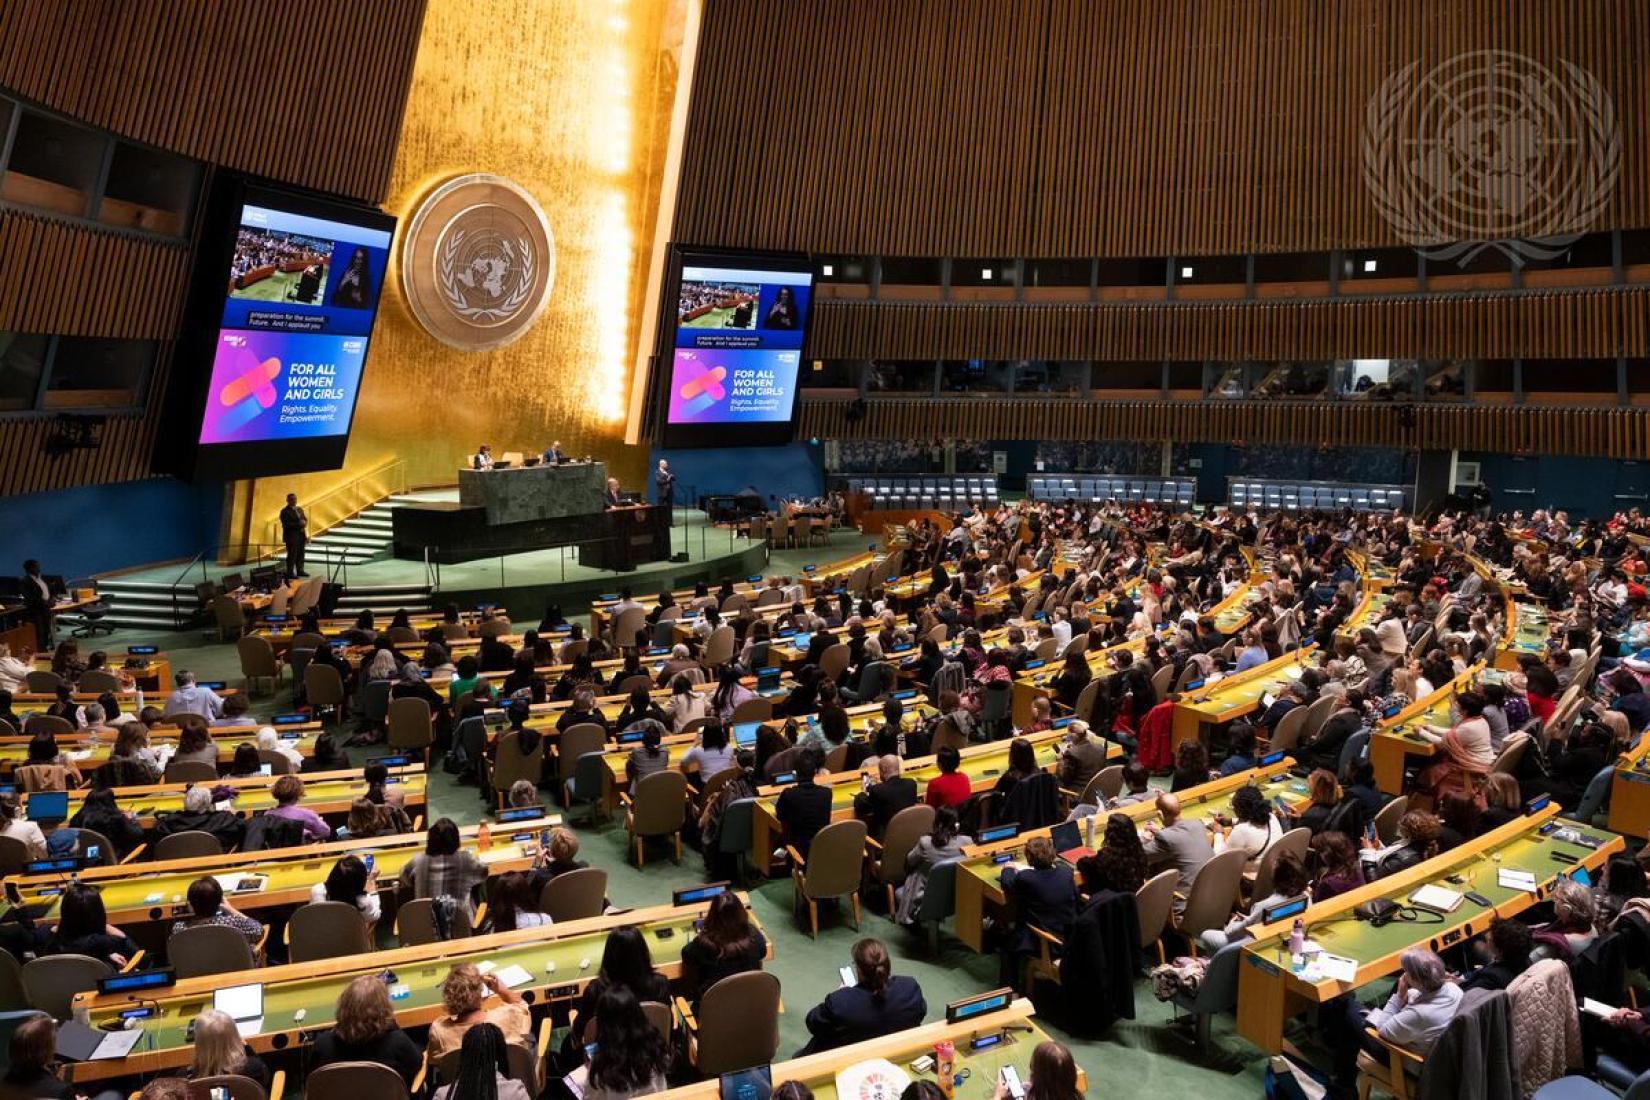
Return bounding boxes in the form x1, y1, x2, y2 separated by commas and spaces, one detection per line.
1136, 694, 1179, 773
924, 745, 972, 808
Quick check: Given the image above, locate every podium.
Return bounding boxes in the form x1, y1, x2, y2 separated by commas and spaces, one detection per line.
577, 505, 672, 571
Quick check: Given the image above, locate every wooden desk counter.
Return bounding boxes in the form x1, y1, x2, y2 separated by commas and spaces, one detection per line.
1235, 803, 1620, 1054
1170, 647, 1319, 754
750, 727, 1098, 876
68, 896, 765, 1083
649, 998, 1078, 1100
951, 759, 1305, 952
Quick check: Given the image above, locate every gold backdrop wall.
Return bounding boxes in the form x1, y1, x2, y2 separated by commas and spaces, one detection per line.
229, 0, 684, 549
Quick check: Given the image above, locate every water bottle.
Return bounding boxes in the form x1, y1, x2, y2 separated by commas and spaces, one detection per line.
1288, 918, 1305, 969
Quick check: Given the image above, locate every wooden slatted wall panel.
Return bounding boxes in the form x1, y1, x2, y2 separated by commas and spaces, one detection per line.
0, 0, 427, 203
807, 288, 1650, 362
0, 210, 189, 339
678, 0, 1650, 256
798, 399, 1650, 460
0, 361, 172, 499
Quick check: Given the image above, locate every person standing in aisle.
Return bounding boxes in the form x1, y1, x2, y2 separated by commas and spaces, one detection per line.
280, 493, 308, 579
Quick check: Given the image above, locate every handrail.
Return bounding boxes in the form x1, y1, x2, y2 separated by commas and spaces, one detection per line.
168, 552, 206, 623
262, 456, 407, 547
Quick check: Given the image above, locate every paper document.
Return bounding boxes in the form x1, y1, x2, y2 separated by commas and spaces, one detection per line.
91, 1027, 144, 1060
1497, 868, 1537, 892
1316, 954, 1359, 983
492, 964, 533, 989
1583, 998, 1617, 1019
1409, 885, 1463, 912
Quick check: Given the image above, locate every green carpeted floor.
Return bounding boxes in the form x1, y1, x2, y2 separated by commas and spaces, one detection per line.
77, 541, 1287, 1096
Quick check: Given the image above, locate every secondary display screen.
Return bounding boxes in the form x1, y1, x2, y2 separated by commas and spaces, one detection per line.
662, 252, 812, 447
160, 178, 397, 481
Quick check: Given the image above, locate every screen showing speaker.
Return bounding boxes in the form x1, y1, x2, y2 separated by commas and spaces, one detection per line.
160, 177, 396, 481
662, 252, 812, 447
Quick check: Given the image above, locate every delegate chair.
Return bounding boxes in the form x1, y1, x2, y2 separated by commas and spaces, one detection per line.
357, 681, 393, 730
212, 597, 247, 642
22, 955, 112, 1020
0, 837, 29, 877
1171, 940, 1245, 1053
153, 830, 224, 861
1249, 828, 1312, 901
623, 769, 689, 866
387, 697, 434, 761
540, 867, 607, 922
397, 898, 473, 945
237, 635, 283, 696
287, 901, 371, 962
488, 730, 544, 810
0, 952, 26, 1013
789, 819, 867, 937
556, 723, 607, 806
167, 924, 258, 979
164, 760, 219, 784
1136, 869, 1180, 966
866, 804, 935, 911
187, 1072, 287, 1100
676, 971, 781, 1077
1170, 848, 1247, 952
305, 663, 347, 724
305, 1062, 410, 1100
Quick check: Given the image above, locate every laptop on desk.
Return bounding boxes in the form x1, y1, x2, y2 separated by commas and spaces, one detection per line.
213, 982, 265, 1038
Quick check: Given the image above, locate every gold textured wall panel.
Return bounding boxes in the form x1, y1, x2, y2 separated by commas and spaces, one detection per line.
238, 0, 684, 541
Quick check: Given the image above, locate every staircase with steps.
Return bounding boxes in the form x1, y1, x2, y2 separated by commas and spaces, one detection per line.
96, 495, 437, 631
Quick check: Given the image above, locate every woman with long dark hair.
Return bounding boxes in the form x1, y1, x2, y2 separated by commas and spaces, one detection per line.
433, 1022, 528, 1100
568, 927, 670, 1049
313, 854, 381, 922
572, 987, 671, 1100
1075, 813, 1148, 895
331, 247, 373, 311
679, 892, 766, 1006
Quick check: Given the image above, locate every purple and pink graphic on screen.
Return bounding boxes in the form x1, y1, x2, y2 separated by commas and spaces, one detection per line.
199, 330, 367, 445
667, 348, 800, 425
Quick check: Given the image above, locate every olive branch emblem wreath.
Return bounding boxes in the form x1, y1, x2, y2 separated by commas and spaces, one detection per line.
1362, 50, 1620, 265
437, 229, 538, 323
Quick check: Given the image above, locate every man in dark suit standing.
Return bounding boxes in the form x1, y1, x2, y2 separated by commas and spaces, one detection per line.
20, 559, 53, 648
655, 459, 676, 525
542, 440, 566, 464
798, 938, 925, 1054
852, 755, 917, 839
279, 494, 308, 579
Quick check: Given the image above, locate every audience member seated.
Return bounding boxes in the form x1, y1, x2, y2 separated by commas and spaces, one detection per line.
1531, 878, 1599, 961
681, 718, 737, 782
893, 806, 971, 926
799, 938, 926, 1054
1142, 793, 1214, 905
999, 835, 1079, 987
400, 818, 488, 922
0, 792, 45, 858
568, 928, 672, 1051
68, 787, 143, 857
0, 1015, 90, 1100
1320, 948, 1461, 1092
854, 754, 917, 838
1211, 783, 1284, 867
531, 826, 590, 891
488, 870, 552, 931
188, 1009, 271, 1090
311, 973, 424, 1086
776, 748, 832, 857
1308, 832, 1366, 901
162, 671, 224, 721
679, 891, 768, 1007
1363, 810, 1442, 879
1075, 813, 1149, 895
428, 963, 532, 1062
171, 877, 264, 943
924, 745, 971, 809
314, 854, 382, 922
266, 774, 332, 842
562, 989, 671, 1100
154, 785, 245, 850
1201, 853, 1309, 950
1459, 916, 1534, 991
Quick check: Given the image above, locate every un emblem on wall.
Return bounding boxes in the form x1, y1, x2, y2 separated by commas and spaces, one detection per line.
1362, 50, 1620, 265
401, 174, 556, 351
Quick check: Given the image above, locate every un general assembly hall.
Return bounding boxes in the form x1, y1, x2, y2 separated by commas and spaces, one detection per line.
1, 2, 1649, 1099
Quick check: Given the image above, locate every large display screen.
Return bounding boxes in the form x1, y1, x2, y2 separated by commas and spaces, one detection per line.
159, 178, 396, 481
203, 202, 390, 446
662, 253, 812, 447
